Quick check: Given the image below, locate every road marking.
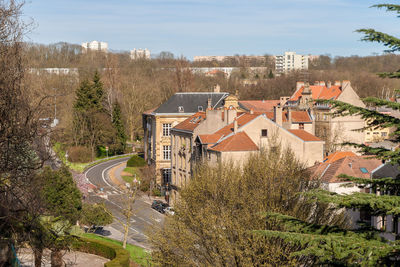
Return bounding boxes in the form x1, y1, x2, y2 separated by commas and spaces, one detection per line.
154, 218, 161, 223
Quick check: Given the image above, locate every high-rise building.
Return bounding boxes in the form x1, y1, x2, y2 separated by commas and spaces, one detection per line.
130, 48, 151, 60
275, 52, 309, 73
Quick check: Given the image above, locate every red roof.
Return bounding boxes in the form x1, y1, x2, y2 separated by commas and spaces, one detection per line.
239, 100, 280, 112
259, 110, 311, 123
209, 132, 258, 152
198, 134, 222, 144
173, 112, 206, 132
323, 151, 357, 164
288, 129, 322, 141
214, 113, 259, 136
290, 85, 342, 101
309, 156, 382, 183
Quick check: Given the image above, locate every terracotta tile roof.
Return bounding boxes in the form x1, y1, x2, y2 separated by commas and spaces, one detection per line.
256, 111, 311, 123
239, 100, 280, 112
143, 107, 157, 115
290, 85, 342, 101
173, 112, 206, 132
323, 151, 357, 163
288, 129, 321, 141
198, 134, 222, 144
209, 132, 258, 152
289, 111, 312, 122
214, 113, 259, 136
309, 156, 382, 183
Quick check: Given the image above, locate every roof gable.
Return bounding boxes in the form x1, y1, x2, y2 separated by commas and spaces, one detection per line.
209, 132, 258, 152
239, 100, 280, 112
287, 129, 322, 141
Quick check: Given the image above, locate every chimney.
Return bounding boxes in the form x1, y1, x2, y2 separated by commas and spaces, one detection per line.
250, 108, 254, 114
280, 96, 289, 106
207, 98, 212, 110
314, 81, 320, 86
320, 81, 326, 86
296, 81, 305, 91
334, 81, 341, 86
233, 118, 238, 133
349, 162, 352, 169
327, 81, 332, 88
288, 108, 292, 123
214, 84, 220, 93
274, 104, 283, 126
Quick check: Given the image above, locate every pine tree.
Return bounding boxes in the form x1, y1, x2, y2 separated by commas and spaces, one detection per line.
256, 4, 400, 265
72, 72, 113, 158
111, 101, 127, 154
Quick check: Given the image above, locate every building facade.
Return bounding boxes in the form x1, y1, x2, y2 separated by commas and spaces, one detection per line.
81, 41, 108, 52
275, 52, 309, 74
130, 48, 151, 60
142, 91, 229, 193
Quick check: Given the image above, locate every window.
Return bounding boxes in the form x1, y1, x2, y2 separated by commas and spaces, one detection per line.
163, 145, 171, 160
261, 129, 268, 137
373, 132, 379, 135
299, 123, 304, 130
162, 168, 171, 185
162, 123, 171, 136
382, 132, 387, 137
198, 106, 203, 112
360, 167, 369, 174
178, 106, 184, 112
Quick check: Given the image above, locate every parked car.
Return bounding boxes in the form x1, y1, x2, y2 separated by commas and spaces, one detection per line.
151, 200, 167, 214
164, 206, 175, 216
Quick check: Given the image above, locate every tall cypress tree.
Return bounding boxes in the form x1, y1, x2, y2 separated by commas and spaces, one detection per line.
257, 4, 400, 265
111, 101, 127, 154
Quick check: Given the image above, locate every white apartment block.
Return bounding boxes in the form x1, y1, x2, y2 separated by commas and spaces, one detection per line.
130, 48, 151, 60
275, 52, 309, 73
81, 41, 108, 53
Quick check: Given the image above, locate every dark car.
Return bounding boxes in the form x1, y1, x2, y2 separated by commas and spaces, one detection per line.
151, 200, 169, 214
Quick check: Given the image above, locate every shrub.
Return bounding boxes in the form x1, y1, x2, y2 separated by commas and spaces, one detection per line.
72, 236, 130, 267
152, 187, 161, 197
68, 146, 92, 163
126, 155, 146, 168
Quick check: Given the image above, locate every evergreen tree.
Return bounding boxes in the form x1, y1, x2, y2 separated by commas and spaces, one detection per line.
256, 4, 400, 265
268, 69, 274, 79
111, 101, 127, 154
72, 72, 114, 158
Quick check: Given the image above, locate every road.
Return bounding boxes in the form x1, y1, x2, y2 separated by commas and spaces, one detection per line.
84, 157, 164, 249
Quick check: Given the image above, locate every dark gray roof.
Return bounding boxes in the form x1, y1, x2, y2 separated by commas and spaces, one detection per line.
153, 92, 229, 114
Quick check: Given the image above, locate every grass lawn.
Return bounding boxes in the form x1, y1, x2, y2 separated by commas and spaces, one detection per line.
122, 167, 141, 183
82, 233, 151, 266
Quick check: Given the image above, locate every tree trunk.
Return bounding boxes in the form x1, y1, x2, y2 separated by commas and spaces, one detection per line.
50, 249, 64, 267
123, 223, 129, 249
34, 248, 43, 267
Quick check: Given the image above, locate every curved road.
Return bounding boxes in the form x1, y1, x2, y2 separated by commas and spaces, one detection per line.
84, 157, 164, 249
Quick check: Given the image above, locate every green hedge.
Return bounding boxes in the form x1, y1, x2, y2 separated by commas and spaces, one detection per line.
126, 154, 146, 168
72, 237, 130, 267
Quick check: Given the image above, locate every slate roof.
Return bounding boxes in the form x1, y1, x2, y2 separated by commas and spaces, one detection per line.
309, 156, 382, 183
209, 132, 258, 152
153, 92, 229, 114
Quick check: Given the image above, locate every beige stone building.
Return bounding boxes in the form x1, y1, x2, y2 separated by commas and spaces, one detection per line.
142, 91, 229, 192
170, 104, 325, 202
287, 81, 366, 153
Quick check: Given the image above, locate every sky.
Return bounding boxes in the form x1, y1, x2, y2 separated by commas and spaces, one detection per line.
23, 0, 400, 59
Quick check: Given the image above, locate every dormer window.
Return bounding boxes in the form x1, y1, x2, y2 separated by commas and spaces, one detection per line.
198, 106, 203, 112
178, 106, 184, 113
